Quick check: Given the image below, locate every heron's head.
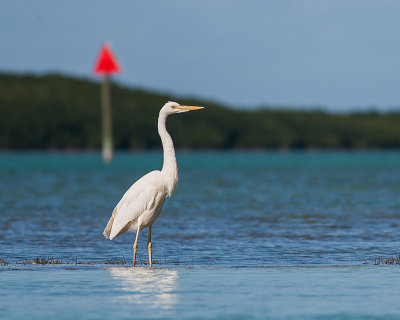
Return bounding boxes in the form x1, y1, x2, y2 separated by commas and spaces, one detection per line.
161, 101, 204, 115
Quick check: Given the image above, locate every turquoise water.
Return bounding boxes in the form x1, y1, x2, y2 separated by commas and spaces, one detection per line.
1, 151, 400, 319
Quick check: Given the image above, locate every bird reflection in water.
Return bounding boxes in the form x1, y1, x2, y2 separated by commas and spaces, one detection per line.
108, 268, 179, 311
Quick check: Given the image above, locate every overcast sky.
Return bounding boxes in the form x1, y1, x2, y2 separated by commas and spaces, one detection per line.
1, 1, 400, 111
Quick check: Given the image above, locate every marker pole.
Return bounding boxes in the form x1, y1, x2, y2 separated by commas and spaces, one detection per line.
101, 74, 113, 163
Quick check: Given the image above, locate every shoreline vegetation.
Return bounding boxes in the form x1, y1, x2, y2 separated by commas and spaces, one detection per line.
0, 256, 189, 267
1, 256, 399, 267
1, 72, 399, 150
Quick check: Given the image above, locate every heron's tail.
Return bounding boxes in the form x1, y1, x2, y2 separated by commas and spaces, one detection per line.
103, 208, 118, 239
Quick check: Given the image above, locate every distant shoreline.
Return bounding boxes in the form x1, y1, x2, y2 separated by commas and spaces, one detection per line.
1, 72, 399, 150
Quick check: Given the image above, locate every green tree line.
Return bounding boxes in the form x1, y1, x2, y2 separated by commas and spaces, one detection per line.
0, 72, 399, 150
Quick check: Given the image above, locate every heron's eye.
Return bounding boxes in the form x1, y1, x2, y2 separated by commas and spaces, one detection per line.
171, 105, 179, 109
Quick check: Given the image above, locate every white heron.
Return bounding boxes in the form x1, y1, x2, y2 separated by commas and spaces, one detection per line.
103, 101, 204, 267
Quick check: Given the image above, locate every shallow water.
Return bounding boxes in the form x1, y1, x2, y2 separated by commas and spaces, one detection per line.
2, 266, 400, 319
1, 151, 400, 319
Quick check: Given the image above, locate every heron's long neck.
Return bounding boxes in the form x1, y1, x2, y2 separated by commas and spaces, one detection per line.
158, 111, 178, 195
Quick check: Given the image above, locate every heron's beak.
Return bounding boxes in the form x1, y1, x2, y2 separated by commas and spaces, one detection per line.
177, 106, 204, 111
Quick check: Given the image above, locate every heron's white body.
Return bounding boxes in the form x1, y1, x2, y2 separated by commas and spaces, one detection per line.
103, 101, 203, 267
104, 170, 167, 239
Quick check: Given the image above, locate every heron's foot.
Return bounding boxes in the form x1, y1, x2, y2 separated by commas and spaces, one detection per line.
133, 243, 138, 268
148, 242, 152, 267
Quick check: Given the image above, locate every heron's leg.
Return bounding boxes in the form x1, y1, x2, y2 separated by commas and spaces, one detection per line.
133, 226, 140, 267
147, 226, 152, 267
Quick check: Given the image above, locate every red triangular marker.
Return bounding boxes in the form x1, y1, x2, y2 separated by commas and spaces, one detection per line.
94, 44, 121, 75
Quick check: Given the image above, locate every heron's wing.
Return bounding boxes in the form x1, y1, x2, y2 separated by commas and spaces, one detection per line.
105, 171, 165, 240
